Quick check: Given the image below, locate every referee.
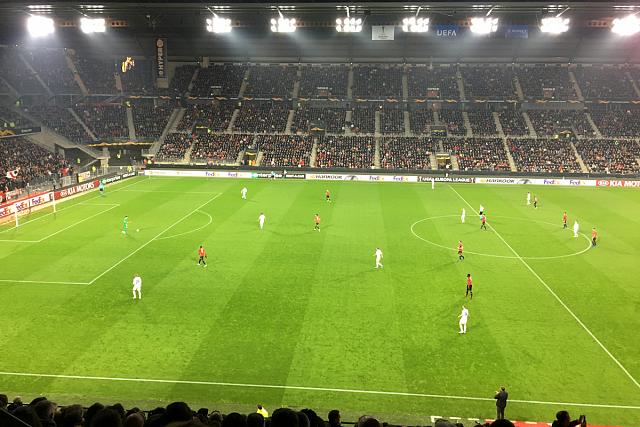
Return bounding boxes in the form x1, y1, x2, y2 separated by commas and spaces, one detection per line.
494, 386, 508, 420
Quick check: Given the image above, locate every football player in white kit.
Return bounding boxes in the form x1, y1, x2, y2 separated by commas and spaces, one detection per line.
241, 187, 248, 199
374, 248, 384, 269
461, 208, 466, 224
458, 305, 469, 334
132, 274, 142, 300
258, 212, 266, 230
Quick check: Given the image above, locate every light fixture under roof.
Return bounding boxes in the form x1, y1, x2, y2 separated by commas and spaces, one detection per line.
27, 15, 55, 37
540, 17, 570, 34
611, 14, 640, 36
206, 14, 231, 33
80, 17, 106, 33
470, 17, 499, 34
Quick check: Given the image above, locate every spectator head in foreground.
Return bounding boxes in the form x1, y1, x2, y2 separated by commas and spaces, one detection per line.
271, 408, 299, 427
357, 415, 381, 427
328, 410, 341, 427
247, 412, 265, 427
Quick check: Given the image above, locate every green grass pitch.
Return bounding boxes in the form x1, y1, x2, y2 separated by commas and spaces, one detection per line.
0, 176, 639, 426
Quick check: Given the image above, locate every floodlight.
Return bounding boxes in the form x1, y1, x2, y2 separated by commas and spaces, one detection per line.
336, 17, 362, 32
27, 15, 55, 37
271, 17, 296, 33
80, 18, 106, 34
402, 17, 429, 33
540, 17, 569, 34
206, 15, 231, 33
470, 17, 498, 34
611, 14, 640, 36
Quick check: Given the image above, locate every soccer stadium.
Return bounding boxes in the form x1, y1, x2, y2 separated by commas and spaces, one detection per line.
1, 1, 640, 427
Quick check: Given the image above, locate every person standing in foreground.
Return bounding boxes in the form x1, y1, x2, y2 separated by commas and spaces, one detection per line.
458, 305, 469, 334
258, 212, 266, 230
132, 274, 142, 300
241, 187, 248, 200
197, 245, 207, 267
314, 213, 321, 232
374, 248, 383, 269
465, 273, 473, 299
99, 179, 106, 197
494, 387, 508, 420
431, 178, 435, 190
533, 196, 538, 209
325, 189, 331, 203
457, 240, 464, 261
563, 211, 568, 229
461, 208, 466, 224
591, 227, 598, 246
122, 215, 129, 235
481, 214, 487, 230
573, 220, 579, 238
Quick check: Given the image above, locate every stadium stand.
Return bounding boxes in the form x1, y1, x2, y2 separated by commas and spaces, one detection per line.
131, 99, 174, 140
573, 65, 636, 100
527, 109, 595, 138
0, 48, 44, 94
73, 54, 117, 94
467, 110, 498, 136
407, 65, 459, 100
497, 110, 529, 136
439, 109, 467, 136
350, 105, 376, 134
121, 59, 155, 95
443, 138, 511, 171
160, 64, 197, 97
0, 137, 68, 191
0, 106, 32, 129
156, 133, 192, 161
352, 65, 403, 98
234, 101, 289, 133
291, 106, 345, 134
508, 138, 581, 173
190, 134, 253, 164
23, 48, 79, 94
299, 65, 349, 98
516, 64, 577, 100
178, 102, 236, 133
74, 104, 128, 139
380, 137, 434, 169
409, 108, 435, 135
574, 139, 640, 175
258, 134, 314, 167
24, 105, 91, 143
380, 107, 405, 134
588, 107, 640, 137
245, 64, 297, 97
461, 65, 517, 99
316, 136, 375, 168
190, 63, 246, 98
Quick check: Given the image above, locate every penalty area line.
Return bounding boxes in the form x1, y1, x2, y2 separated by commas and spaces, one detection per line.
0, 371, 638, 410
448, 184, 640, 392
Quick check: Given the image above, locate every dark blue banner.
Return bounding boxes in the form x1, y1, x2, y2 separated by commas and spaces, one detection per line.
505, 25, 528, 39
435, 25, 459, 38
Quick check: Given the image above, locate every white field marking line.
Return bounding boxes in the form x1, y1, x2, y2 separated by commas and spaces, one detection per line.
88, 193, 222, 285
448, 184, 640, 391
120, 190, 217, 194
0, 177, 148, 234
155, 210, 213, 241
0, 279, 89, 285
0, 205, 120, 244
0, 371, 639, 410
410, 215, 592, 260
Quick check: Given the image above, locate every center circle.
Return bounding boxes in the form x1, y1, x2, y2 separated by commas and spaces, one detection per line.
410, 215, 592, 260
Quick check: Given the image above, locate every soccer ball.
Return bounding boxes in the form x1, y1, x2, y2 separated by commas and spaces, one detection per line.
136, 229, 140, 232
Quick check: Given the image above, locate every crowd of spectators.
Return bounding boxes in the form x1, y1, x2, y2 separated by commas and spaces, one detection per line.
439, 110, 467, 136
409, 109, 435, 135
132, 100, 174, 140
508, 138, 581, 173
527, 110, 595, 138
178, 102, 237, 133
0, 48, 45, 94
588, 108, 640, 137
575, 139, 640, 175
73, 53, 117, 94
190, 134, 252, 164
156, 133, 192, 161
234, 101, 289, 133
380, 107, 405, 134
466, 111, 498, 136
0, 106, 33, 129
573, 65, 636, 100
25, 105, 92, 143
350, 106, 376, 134
245, 65, 297, 97
316, 136, 375, 168
291, 106, 345, 134
23, 48, 80, 94
516, 64, 576, 100
380, 137, 434, 169
352, 66, 403, 98
299, 65, 349, 98
443, 138, 511, 171
0, 137, 68, 191
121, 59, 155, 95
407, 65, 459, 99
74, 104, 128, 139
190, 64, 247, 98
162, 65, 197, 97
461, 65, 517, 99
497, 110, 529, 136
258, 135, 314, 167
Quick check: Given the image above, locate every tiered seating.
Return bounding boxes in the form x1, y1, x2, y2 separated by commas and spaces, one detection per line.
316, 136, 375, 168
409, 109, 435, 135
73, 55, 117, 94
299, 65, 349, 98
190, 134, 252, 164
0, 106, 32, 129
589, 108, 640, 137
575, 139, 640, 175
234, 101, 289, 133
163, 64, 197, 97
498, 111, 529, 136
120, 59, 154, 95
291, 106, 345, 134
527, 110, 595, 137
0, 49, 44, 94
156, 133, 191, 161
132, 100, 174, 140
25, 105, 91, 143
245, 64, 297, 97
407, 65, 459, 99
258, 135, 313, 167
24, 49, 79, 94
0, 137, 68, 191
191, 64, 246, 97
352, 65, 403, 98
74, 104, 128, 139
467, 111, 498, 136
461, 65, 516, 99
443, 138, 510, 171
509, 138, 581, 173
178, 102, 236, 133
516, 64, 576, 100
380, 108, 404, 134
573, 65, 636, 100
350, 106, 376, 134
380, 137, 433, 169
439, 110, 466, 136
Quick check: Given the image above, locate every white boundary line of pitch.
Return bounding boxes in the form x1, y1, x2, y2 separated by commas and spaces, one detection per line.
448, 184, 640, 391
0, 371, 638, 410
87, 193, 222, 285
